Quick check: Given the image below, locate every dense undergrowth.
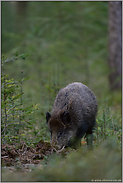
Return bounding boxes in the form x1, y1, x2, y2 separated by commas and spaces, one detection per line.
1, 1, 122, 182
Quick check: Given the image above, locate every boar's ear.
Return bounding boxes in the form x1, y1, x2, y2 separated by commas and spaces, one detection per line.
46, 112, 51, 123
60, 111, 71, 125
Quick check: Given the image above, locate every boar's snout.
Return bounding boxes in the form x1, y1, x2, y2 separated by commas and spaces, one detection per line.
50, 131, 65, 150
46, 111, 69, 149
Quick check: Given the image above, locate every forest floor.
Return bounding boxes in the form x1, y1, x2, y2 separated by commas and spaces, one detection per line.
1, 140, 54, 172
1, 139, 121, 182
1, 139, 87, 173
2, 139, 82, 172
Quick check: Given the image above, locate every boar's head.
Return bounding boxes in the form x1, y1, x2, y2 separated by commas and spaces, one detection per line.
46, 111, 75, 149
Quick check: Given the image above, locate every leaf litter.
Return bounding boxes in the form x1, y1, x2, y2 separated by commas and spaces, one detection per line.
1, 139, 56, 172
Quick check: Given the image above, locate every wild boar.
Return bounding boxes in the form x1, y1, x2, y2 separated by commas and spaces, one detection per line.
46, 82, 98, 149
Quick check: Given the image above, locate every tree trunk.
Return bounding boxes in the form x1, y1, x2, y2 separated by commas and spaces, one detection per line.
16, 1, 28, 17
108, 1, 122, 90
15, 1, 28, 33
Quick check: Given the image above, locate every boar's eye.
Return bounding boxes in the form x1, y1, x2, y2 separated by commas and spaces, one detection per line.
57, 130, 63, 138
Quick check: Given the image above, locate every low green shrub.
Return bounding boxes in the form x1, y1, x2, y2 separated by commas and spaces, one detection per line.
1, 54, 39, 145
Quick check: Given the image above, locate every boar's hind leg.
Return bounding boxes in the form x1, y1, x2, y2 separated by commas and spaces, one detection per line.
68, 125, 87, 149
68, 138, 81, 149
85, 126, 94, 150
72, 124, 89, 149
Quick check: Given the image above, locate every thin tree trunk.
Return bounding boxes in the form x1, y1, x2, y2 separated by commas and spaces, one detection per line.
15, 1, 28, 33
108, 1, 122, 90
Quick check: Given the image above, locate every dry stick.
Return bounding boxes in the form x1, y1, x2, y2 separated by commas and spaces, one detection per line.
2, 57, 17, 63
2, 54, 26, 64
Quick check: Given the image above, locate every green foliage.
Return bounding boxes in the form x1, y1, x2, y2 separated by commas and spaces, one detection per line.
93, 107, 121, 150
1, 54, 39, 145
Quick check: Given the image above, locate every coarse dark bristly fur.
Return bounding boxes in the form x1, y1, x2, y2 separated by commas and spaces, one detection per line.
46, 82, 98, 149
